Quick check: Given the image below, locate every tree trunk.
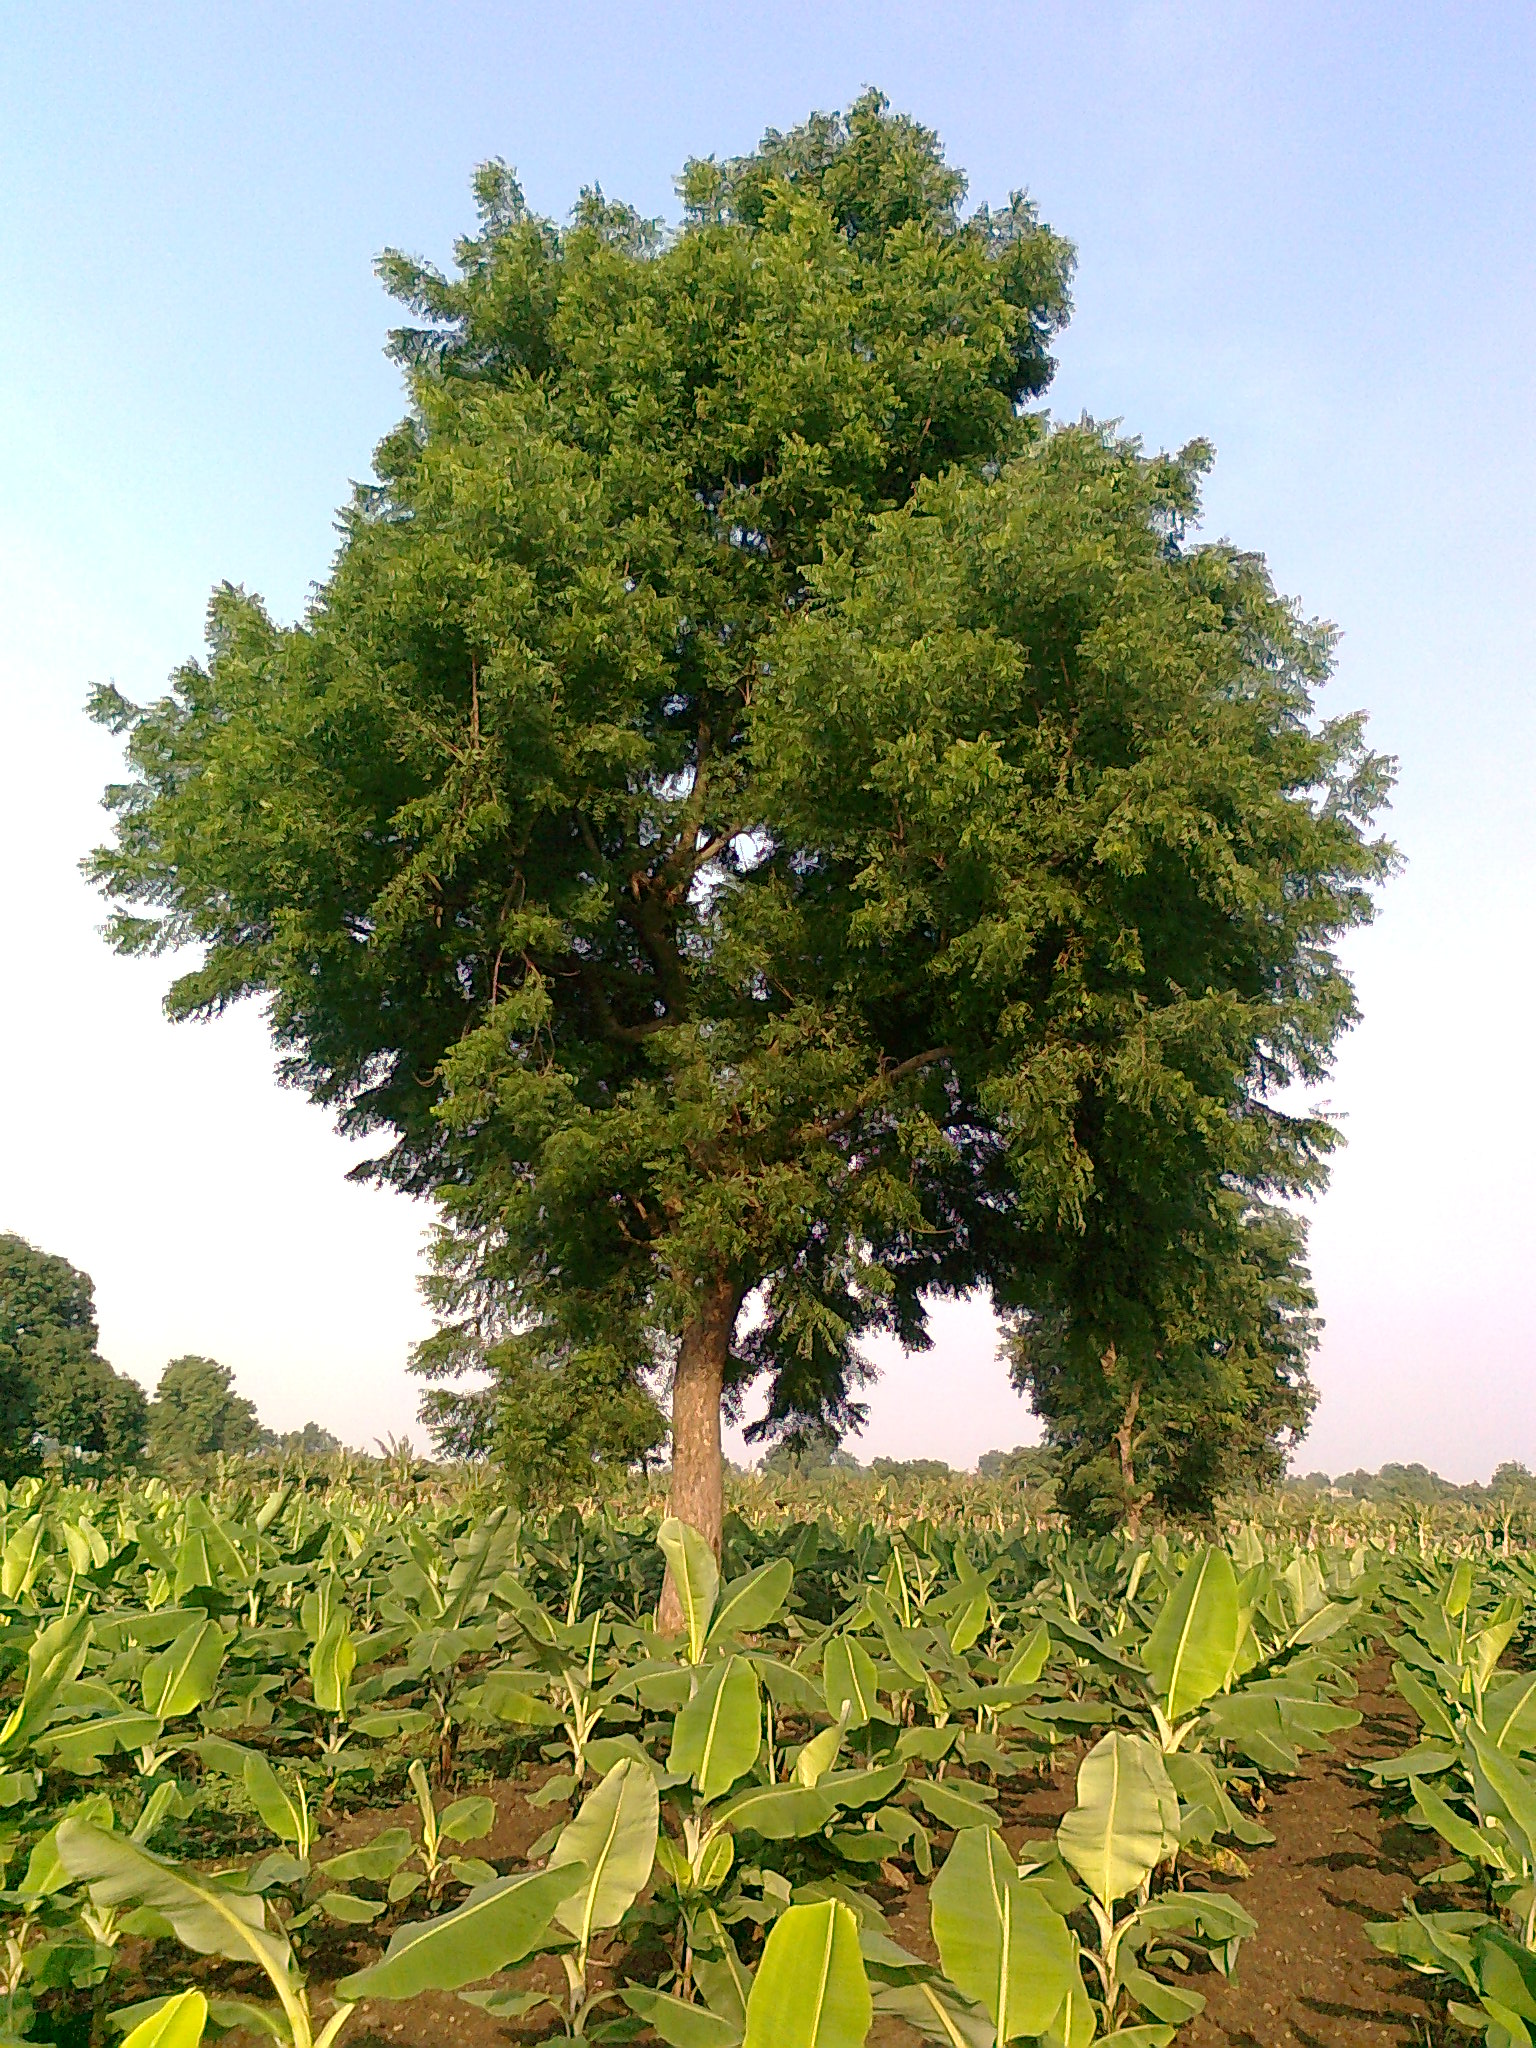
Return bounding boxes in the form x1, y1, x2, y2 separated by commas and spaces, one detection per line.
658, 1275, 741, 1633
1114, 1373, 1144, 1538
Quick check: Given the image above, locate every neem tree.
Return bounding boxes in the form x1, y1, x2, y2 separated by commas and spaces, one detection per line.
89, 96, 1392, 1575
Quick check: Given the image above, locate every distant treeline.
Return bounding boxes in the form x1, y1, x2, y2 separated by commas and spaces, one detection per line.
2, 1231, 346, 1479
1287, 1460, 1536, 1505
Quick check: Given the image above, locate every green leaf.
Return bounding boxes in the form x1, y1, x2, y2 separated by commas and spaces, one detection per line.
624, 1986, 744, 2048
54, 1820, 298, 2003
337, 1864, 582, 1998
140, 1621, 226, 1720
119, 1991, 208, 2048
795, 1707, 850, 1787
318, 1889, 383, 1924
36, 1710, 164, 1771
242, 1755, 307, 1849
707, 1558, 795, 1644
319, 1828, 415, 1883
1411, 1783, 1513, 1874
710, 1781, 837, 1840
1057, 1732, 1177, 1906
670, 1657, 762, 1799
930, 1828, 1077, 2041
872, 1981, 994, 2047
823, 1636, 880, 1729
0, 1610, 92, 1753
1003, 1623, 1051, 1688
1142, 1546, 1240, 1721
439, 1796, 497, 1842
1391, 1660, 1457, 1742
549, 1757, 659, 1945
1468, 1730, 1536, 1868
309, 1615, 356, 1717
911, 1778, 1000, 1832
658, 1518, 720, 1662
1487, 1674, 1536, 1755
743, 1899, 871, 2048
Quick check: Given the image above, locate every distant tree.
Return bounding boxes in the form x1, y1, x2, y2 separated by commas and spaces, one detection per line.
1490, 1461, 1534, 1497
273, 1421, 344, 1457
977, 1445, 1058, 1495
146, 1356, 262, 1464
0, 1234, 147, 1476
869, 1457, 951, 1482
412, 1316, 665, 1496
760, 1424, 861, 1477
86, 92, 1390, 1572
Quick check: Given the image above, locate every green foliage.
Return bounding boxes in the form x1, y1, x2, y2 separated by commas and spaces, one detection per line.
147, 1358, 262, 1465
0, 1234, 147, 1478
0, 1459, 1427, 2044
87, 94, 1390, 1532
271, 1423, 344, 1458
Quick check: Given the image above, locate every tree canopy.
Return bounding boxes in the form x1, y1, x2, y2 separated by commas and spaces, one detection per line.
0, 1234, 147, 1477
146, 1356, 262, 1465
87, 93, 1392, 1546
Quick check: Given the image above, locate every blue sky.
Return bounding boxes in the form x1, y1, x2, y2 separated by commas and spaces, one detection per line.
2, 2, 1532, 1473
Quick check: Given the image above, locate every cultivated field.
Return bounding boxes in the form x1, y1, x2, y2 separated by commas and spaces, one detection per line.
2, 1467, 1532, 2047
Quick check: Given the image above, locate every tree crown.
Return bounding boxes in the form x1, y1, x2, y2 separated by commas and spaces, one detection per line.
87, 96, 1392, 1492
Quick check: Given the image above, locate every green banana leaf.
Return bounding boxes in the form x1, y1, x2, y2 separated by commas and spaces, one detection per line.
742, 1899, 871, 2048
670, 1656, 762, 1798
1142, 1546, 1241, 1722
930, 1827, 1077, 2041
549, 1756, 659, 1944
658, 1518, 720, 1661
337, 1863, 582, 1997
1057, 1732, 1178, 1906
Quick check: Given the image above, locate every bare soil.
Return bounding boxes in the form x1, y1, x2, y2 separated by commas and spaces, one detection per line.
1177, 1655, 1450, 2048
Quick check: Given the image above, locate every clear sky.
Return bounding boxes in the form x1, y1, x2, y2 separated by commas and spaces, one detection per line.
2, 3, 1532, 1477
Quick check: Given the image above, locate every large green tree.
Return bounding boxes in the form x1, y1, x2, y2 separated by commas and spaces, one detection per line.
88, 96, 1390, 1569
0, 1234, 148, 1477
146, 1356, 262, 1465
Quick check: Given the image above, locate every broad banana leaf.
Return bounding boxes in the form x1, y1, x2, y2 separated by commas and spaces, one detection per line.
872, 1981, 994, 2047
140, 1620, 226, 1720
710, 1780, 837, 1840
670, 1657, 762, 1799
707, 1559, 794, 1644
823, 1635, 880, 1729
742, 1899, 871, 2048
119, 1990, 208, 2048
0, 1609, 92, 1753
930, 1828, 1077, 2041
624, 1986, 744, 2047
1142, 1547, 1240, 1721
1057, 1732, 1177, 1906
337, 1863, 581, 1998
549, 1757, 659, 1945
55, 1820, 298, 2001
658, 1518, 720, 1662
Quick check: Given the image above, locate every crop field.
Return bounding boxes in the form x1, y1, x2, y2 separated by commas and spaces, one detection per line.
3, 1469, 1535, 2048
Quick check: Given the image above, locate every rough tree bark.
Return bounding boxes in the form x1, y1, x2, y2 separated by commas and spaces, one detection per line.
658, 1274, 743, 1632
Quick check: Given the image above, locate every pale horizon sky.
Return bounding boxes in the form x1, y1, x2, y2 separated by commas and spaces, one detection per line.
2, 3, 1532, 1479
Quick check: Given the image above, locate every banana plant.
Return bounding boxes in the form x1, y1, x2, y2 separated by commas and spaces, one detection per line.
451, 1756, 660, 2036
1056, 1730, 1255, 2035
54, 1817, 356, 2048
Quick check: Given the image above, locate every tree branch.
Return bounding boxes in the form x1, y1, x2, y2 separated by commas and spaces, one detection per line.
809, 1047, 956, 1142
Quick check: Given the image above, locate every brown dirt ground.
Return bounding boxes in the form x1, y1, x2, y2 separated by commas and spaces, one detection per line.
130, 1661, 1456, 2047
1175, 1654, 1451, 2048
